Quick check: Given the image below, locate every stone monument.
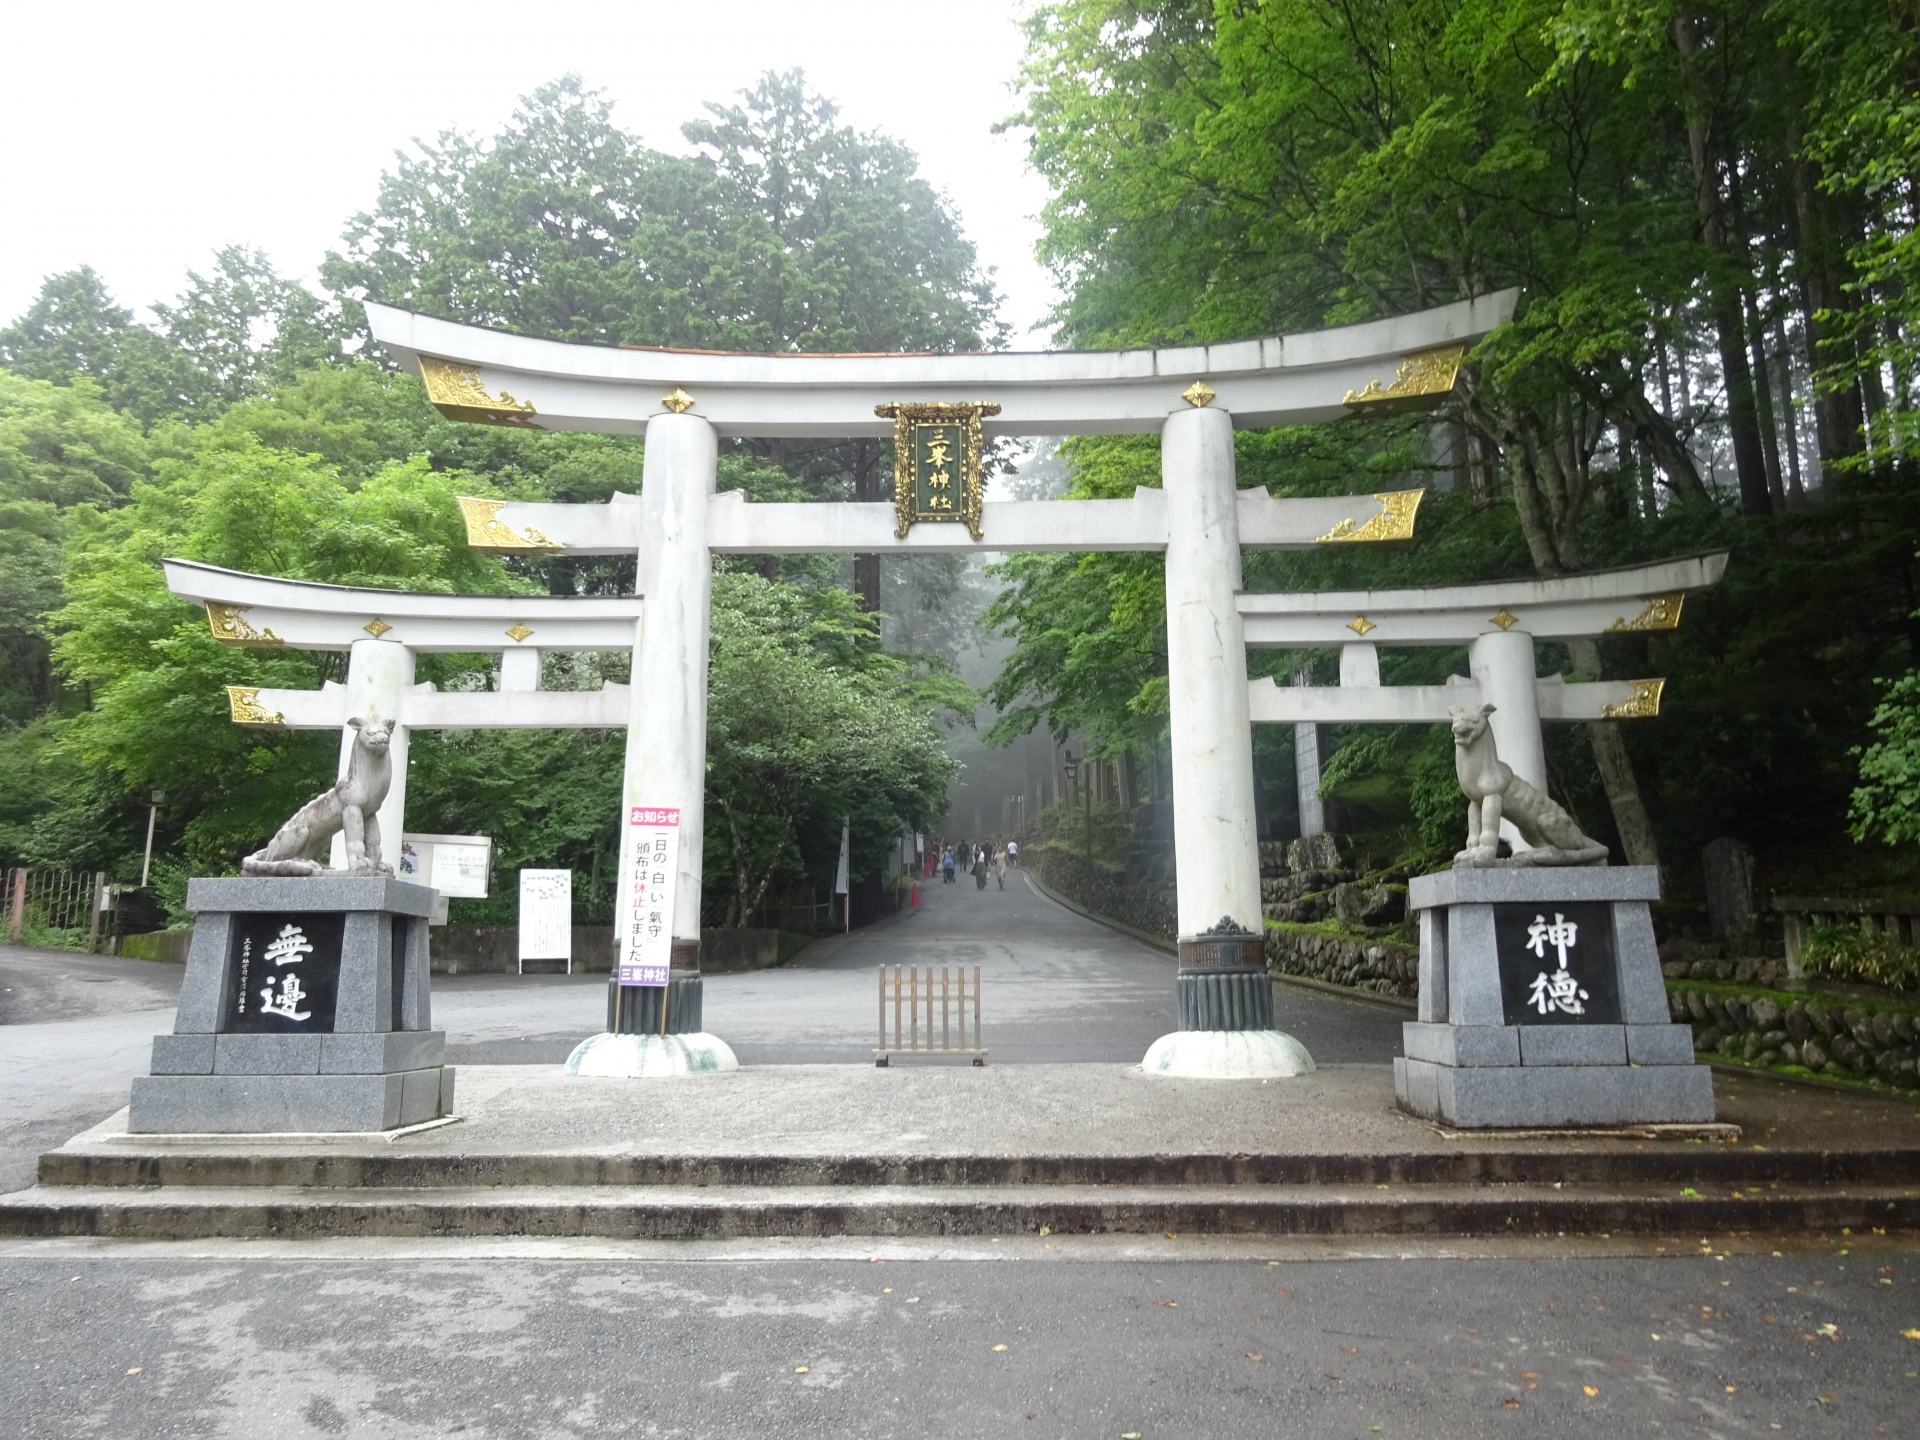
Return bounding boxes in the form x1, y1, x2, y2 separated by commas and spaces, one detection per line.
129, 721, 454, 1133
1393, 710, 1712, 1127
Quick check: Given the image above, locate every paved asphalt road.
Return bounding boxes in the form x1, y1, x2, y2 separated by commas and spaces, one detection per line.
0, 1243, 1914, 1438
437, 870, 1404, 1067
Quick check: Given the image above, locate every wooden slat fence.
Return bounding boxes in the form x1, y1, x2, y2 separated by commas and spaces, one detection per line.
876, 964, 985, 1066
5, 867, 109, 951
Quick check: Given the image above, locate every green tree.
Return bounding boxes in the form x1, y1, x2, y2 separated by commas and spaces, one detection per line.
0, 372, 151, 722
151, 246, 341, 413
992, 0, 1920, 888
48, 435, 524, 876
0, 268, 204, 426
326, 71, 1005, 608
704, 572, 962, 925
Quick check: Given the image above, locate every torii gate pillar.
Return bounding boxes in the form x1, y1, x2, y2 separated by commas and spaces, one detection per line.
578, 411, 737, 1072
1146, 406, 1313, 1078
1467, 628, 1546, 854
1162, 407, 1262, 935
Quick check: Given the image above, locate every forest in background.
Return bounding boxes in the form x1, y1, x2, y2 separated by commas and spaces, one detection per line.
6, 1, 1920, 937
0, 73, 983, 929
987, 0, 1920, 907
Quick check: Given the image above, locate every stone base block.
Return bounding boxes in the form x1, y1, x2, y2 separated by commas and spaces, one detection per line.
128, 1067, 454, 1134
150, 1030, 446, 1076
320, 1030, 445, 1074
1140, 1029, 1316, 1079
1518, 1025, 1627, 1067
1394, 1057, 1714, 1128
1625, 1024, 1698, 1065
564, 1032, 739, 1078
1402, 1023, 1520, 1067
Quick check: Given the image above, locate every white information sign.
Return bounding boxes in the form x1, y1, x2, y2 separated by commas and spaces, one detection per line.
618, 806, 679, 987
431, 843, 492, 899
518, 870, 573, 967
396, 833, 492, 899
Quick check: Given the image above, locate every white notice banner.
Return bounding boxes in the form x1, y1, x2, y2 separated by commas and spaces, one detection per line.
430, 843, 491, 898
518, 870, 572, 962
618, 806, 679, 986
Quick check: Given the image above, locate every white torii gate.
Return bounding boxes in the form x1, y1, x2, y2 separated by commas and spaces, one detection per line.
219, 290, 1515, 1076
1241, 554, 1727, 848
165, 558, 642, 870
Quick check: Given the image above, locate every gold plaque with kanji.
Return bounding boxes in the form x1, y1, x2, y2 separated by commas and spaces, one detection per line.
876, 402, 1000, 541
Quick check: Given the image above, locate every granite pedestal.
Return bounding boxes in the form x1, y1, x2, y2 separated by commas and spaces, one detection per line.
1393, 866, 1712, 1127
129, 876, 454, 1133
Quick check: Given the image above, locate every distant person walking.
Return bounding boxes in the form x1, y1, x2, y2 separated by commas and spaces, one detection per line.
972, 845, 988, 890
991, 843, 1007, 890
941, 846, 955, 884
1005, 838, 1019, 867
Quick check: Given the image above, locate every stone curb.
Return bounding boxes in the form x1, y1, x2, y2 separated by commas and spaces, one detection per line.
38, 1143, 1920, 1191
1269, 972, 1417, 1014
3, 1183, 1915, 1242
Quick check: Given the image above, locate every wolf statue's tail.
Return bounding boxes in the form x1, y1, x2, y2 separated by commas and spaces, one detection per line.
1498, 774, 1609, 866
240, 853, 327, 877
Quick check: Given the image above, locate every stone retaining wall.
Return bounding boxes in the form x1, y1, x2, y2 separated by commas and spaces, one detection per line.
1661, 957, 1794, 988
428, 925, 811, 974
1264, 924, 1418, 999
1669, 983, 1920, 1089
118, 929, 195, 965
1030, 848, 1177, 941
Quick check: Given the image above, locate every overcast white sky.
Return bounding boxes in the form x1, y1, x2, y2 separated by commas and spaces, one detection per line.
3, 1, 1061, 342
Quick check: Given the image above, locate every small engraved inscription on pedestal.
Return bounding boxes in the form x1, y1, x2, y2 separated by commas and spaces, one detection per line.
1493, 901, 1619, 1026
223, 912, 343, 1033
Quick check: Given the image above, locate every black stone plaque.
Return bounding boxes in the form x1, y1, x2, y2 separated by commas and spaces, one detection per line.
1493, 901, 1620, 1026
222, 912, 342, 1033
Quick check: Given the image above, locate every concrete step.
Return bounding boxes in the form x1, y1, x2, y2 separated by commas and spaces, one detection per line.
2, 1181, 1915, 1241
36, 1144, 1920, 1192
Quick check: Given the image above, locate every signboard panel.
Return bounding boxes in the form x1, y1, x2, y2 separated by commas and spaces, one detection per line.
878, 402, 998, 540
618, 806, 679, 987
1494, 901, 1620, 1025
518, 869, 572, 964
222, 912, 344, 1033
430, 843, 491, 898
396, 833, 492, 899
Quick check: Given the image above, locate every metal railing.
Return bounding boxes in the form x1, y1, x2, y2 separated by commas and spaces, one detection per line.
5, 867, 109, 951
875, 964, 985, 1066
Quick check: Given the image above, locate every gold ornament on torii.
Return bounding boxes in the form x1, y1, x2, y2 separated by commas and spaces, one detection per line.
418, 355, 542, 428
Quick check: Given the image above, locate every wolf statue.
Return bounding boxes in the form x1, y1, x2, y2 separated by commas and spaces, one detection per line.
241, 716, 396, 876
1449, 703, 1608, 868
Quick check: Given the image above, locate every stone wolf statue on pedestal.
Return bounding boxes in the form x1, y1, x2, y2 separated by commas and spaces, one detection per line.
241, 716, 395, 876
1449, 703, 1608, 868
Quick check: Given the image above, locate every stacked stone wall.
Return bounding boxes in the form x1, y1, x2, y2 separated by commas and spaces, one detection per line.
1029, 846, 1178, 941
1661, 956, 1793, 988
1668, 983, 1920, 1089
1263, 924, 1418, 998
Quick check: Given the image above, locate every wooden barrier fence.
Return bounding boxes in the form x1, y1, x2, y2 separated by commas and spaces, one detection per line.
1774, 895, 1920, 973
876, 964, 985, 1066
